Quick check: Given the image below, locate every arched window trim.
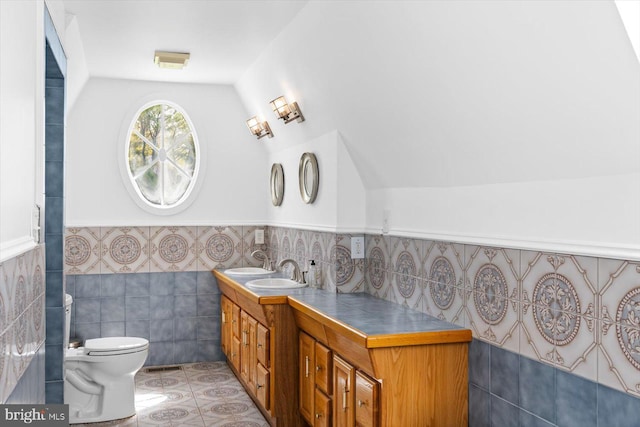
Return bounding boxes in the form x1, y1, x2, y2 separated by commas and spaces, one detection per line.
120, 100, 203, 215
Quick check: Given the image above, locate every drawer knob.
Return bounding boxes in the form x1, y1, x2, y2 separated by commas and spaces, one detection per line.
358, 399, 366, 407
315, 413, 322, 419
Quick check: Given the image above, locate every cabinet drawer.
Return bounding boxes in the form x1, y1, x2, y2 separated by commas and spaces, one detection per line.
355, 371, 379, 427
314, 389, 332, 427
257, 323, 270, 368
256, 363, 270, 411
315, 342, 332, 395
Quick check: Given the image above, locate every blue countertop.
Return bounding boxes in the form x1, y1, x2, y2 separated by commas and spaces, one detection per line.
218, 269, 466, 337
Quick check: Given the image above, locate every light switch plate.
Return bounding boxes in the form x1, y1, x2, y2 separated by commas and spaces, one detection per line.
255, 229, 265, 245
351, 236, 364, 259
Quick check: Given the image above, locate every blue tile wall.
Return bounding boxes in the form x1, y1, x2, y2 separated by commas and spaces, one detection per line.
67, 271, 222, 366
468, 339, 640, 427
44, 26, 66, 406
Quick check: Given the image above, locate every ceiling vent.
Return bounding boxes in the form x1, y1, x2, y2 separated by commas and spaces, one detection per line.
154, 51, 190, 69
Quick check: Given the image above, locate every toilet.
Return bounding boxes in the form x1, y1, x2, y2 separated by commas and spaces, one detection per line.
64, 294, 149, 424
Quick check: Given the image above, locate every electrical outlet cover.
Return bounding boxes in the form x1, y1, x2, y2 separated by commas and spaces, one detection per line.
351, 236, 364, 259
255, 229, 265, 245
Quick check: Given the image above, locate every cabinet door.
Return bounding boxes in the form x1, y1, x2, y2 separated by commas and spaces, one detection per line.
333, 355, 355, 427
230, 335, 241, 372
240, 311, 250, 384
314, 389, 332, 427
248, 315, 258, 392
220, 296, 231, 357
256, 363, 270, 412
299, 331, 316, 425
256, 323, 270, 368
315, 342, 332, 395
231, 303, 241, 339
355, 371, 379, 427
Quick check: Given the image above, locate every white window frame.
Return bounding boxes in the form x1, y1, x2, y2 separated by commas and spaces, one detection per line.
120, 100, 202, 215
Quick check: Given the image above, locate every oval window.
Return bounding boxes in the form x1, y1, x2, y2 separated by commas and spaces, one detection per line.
126, 102, 199, 210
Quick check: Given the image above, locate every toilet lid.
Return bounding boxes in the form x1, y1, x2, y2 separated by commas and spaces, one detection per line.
84, 337, 149, 356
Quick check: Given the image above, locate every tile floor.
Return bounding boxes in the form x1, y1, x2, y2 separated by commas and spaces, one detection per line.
74, 362, 269, 426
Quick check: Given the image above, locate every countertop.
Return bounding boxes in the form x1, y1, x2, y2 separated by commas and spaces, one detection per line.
215, 269, 470, 345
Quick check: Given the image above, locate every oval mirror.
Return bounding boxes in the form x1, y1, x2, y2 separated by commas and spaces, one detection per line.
298, 152, 319, 204
270, 163, 284, 206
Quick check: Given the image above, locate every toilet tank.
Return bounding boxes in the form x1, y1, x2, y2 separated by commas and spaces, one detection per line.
65, 294, 73, 350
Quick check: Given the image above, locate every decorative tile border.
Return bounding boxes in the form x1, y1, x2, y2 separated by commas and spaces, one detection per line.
65, 226, 270, 274
149, 226, 198, 273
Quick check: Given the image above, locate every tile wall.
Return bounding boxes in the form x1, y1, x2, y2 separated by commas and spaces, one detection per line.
364, 234, 640, 426
44, 62, 66, 402
267, 227, 365, 293
0, 245, 47, 403
64, 225, 268, 366
63, 224, 640, 425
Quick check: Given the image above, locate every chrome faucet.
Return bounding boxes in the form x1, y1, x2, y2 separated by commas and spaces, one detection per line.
278, 258, 305, 284
251, 249, 273, 271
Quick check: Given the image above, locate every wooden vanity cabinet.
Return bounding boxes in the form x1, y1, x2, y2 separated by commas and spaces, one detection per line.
215, 270, 303, 427
291, 297, 471, 427
221, 294, 272, 412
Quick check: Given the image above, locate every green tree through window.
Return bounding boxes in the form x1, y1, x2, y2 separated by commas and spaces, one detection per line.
128, 103, 198, 207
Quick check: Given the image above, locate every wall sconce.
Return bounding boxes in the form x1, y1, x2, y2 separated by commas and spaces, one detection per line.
270, 96, 305, 124
246, 117, 273, 139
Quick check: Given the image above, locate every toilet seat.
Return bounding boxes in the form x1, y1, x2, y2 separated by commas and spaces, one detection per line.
83, 337, 149, 356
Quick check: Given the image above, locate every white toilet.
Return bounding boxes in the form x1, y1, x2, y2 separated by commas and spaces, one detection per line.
64, 294, 149, 424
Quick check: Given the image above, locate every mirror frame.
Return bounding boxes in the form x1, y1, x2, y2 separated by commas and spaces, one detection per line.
270, 163, 284, 206
298, 152, 319, 204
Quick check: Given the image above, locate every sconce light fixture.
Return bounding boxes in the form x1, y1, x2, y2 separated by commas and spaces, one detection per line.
270, 96, 305, 124
246, 117, 273, 139
154, 51, 190, 69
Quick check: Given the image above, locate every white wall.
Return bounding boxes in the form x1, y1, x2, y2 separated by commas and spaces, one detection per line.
0, 1, 42, 261
236, 0, 640, 259
266, 130, 366, 232
66, 78, 269, 226
367, 173, 640, 260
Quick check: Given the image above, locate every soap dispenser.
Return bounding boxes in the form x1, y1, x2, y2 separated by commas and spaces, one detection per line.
309, 260, 321, 289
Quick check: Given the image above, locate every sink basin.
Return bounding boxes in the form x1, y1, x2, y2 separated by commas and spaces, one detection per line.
224, 267, 272, 276
246, 278, 307, 289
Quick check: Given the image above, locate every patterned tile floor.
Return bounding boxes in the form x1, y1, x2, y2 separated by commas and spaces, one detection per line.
74, 362, 269, 426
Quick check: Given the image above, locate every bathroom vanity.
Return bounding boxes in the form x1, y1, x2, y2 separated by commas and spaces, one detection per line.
214, 270, 472, 427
